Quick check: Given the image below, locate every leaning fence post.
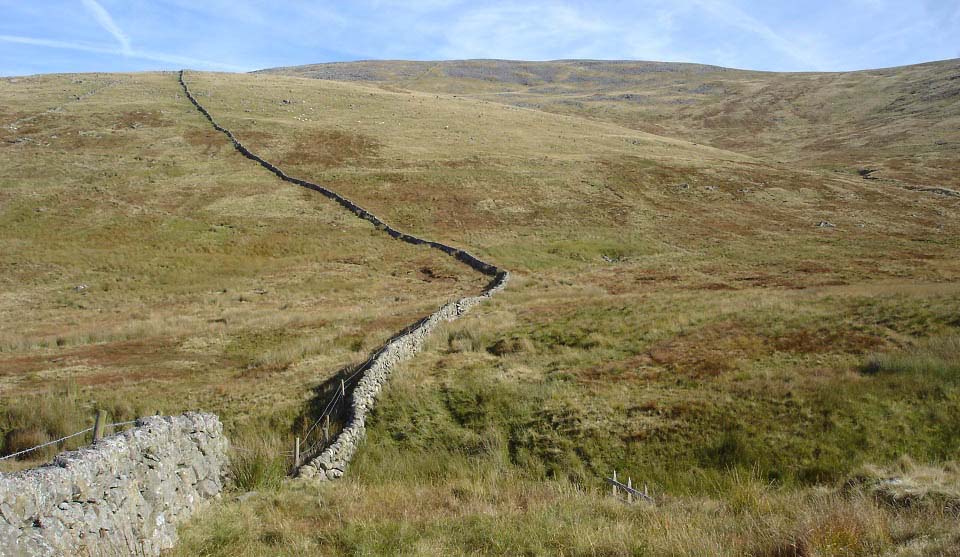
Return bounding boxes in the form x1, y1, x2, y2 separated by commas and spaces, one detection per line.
92, 410, 103, 443
340, 379, 346, 397
294, 436, 301, 468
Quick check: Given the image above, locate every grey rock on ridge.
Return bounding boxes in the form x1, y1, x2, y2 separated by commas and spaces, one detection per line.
0, 413, 228, 557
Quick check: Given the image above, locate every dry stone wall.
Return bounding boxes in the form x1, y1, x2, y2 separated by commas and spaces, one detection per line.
299, 286, 506, 481
178, 70, 510, 479
2, 70, 509, 556
0, 413, 228, 557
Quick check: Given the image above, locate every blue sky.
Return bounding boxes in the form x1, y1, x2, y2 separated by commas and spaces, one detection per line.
1, 0, 958, 76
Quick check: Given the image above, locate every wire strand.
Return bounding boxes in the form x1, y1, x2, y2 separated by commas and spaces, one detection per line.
0, 427, 94, 461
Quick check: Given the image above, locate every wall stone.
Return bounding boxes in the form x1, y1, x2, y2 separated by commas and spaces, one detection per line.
0, 413, 228, 557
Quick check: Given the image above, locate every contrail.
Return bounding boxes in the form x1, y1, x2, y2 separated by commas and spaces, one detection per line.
0, 34, 249, 72
80, 0, 132, 55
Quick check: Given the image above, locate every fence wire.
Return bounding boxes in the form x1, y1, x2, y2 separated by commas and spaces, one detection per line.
0, 419, 140, 462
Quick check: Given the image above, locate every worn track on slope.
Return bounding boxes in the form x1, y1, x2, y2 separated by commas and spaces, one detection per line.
178, 70, 509, 479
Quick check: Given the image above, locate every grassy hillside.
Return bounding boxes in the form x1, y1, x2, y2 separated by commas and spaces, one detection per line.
2, 65, 959, 555
262, 59, 960, 191
0, 72, 483, 469
173, 71, 958, 554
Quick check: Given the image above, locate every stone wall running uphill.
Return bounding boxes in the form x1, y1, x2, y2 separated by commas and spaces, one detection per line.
178, 70, 510, 479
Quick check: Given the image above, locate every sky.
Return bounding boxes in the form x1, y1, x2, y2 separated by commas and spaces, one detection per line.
0, 0, 958, 76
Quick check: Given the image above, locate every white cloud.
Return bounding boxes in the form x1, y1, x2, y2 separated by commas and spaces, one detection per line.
80, 0, 132, 55
0, 34, 248, 71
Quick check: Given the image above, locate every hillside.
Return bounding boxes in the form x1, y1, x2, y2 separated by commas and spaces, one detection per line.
261, 58, 960, 191
0, 72, 486, 464
2, 65, 959, 555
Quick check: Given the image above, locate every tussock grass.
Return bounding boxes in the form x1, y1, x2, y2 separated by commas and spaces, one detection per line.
863, 335, 960, 381
174, 464, 960, 556
853, 457, 960, 514
0, 382, 147, 468
229, 425, 290, 492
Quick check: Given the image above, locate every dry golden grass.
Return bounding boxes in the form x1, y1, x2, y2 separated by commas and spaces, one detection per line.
0, 72, 485, 467
3, 66, 959, 555
265, 59, 960, 190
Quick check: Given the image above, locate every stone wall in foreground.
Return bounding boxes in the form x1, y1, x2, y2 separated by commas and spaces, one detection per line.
0, 413, 228, 557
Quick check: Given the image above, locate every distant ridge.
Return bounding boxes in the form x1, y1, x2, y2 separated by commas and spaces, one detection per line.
255, 59, 737, 86
259, 58, 960, 189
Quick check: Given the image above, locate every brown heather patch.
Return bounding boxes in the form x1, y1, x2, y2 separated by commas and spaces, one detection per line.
697, 282, 738, 291
733, 275, 806, 289
70, 364, 202, 389
646, 320, 885, 378
795, 261, 832, 274
108, 109, 173, 130
771, 327, 883, 355
0, 354, 54, 375
574, 353, 658, 384
280, 129, 380, 168
0, 338, 197, 378
183, 127, 229, 153
592, 270, 682, 295
647, 321, 761, 378
417, 266, 457, 282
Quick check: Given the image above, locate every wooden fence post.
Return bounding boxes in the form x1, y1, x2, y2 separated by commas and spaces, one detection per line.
294, 436, 301, 468
627, 477, 633, 503
323, 415, 330, 443
92, 410, 103, 443
340, 379, 346, 397
612, 470, 617, 497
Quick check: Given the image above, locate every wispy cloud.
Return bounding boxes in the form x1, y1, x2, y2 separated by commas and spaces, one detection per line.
80, 0, 131, 55
0, 34, 248, 72
690, 0, 829, 70
1, 1, 955, 75
437, 3, 620, 60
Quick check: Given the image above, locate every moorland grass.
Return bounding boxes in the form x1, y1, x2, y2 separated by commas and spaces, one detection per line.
2, 69, 959, 554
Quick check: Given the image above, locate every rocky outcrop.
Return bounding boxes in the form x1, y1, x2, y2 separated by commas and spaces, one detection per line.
0, 413, 228, 557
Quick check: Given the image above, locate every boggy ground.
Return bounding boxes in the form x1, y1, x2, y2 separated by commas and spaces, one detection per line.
164, 71, 960, 555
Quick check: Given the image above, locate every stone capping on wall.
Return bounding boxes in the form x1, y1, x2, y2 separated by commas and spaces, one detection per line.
0, 412, 229, 557
178, 70, 510, 480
